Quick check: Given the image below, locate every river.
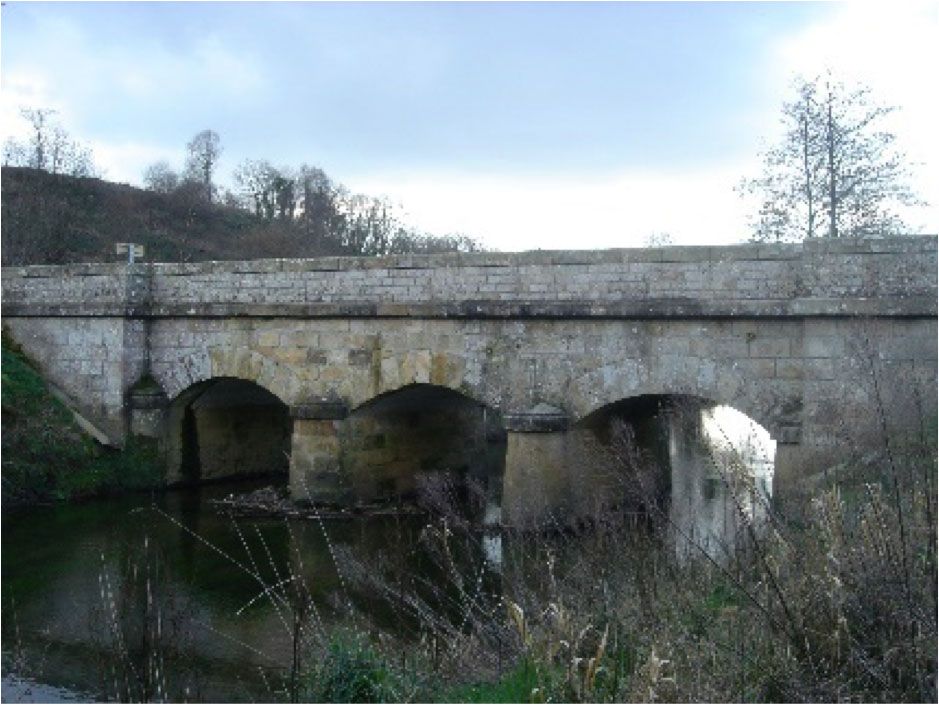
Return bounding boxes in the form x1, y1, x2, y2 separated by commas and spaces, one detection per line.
1, 402, 774, 702
1, 479, 503, 702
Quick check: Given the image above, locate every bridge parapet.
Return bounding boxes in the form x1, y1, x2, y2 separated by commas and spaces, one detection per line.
2, 236, 935, 319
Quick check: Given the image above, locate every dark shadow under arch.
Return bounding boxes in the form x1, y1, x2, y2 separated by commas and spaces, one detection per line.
165, 377, 291, 485
343, 383, 506, 523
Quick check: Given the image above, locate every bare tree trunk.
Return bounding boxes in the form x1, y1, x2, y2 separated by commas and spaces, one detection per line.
826, 85, 838, 238
801, 114, 816, 239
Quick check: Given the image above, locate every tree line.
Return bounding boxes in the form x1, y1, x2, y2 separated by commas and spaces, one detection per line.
141, 131, 479, 256
3, 108, 97, 178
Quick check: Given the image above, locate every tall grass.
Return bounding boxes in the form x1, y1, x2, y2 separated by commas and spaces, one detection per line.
62, 381, 935, 702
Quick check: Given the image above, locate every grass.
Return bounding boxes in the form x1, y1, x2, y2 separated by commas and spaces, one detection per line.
303, 635, 400, 703
440, 660, 542, 703
287, 424, 936, 703
1, 334, 162, 506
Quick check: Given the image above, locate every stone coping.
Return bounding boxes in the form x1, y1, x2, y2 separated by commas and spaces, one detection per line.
2, 235, 935, 278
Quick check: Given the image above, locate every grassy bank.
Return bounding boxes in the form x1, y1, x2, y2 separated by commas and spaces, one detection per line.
1, 335, 162, 506
302, 484, 935, 703
280, 433, 937, 703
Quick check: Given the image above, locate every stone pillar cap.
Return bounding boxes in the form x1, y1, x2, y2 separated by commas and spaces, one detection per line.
291, 399, 349, 420
127, 385, 168, 409
505, 403, 570, 433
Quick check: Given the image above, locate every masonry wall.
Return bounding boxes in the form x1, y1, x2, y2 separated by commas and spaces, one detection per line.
2, 237, 936, 507
3, 237, 934, 316
2, 315, 145, 441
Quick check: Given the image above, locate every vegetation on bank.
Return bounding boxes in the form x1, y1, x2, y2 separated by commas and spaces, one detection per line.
1, 165, 480, 267
87, 425, 936, 703
319, 408, 932, 703
0, 334, 161, 506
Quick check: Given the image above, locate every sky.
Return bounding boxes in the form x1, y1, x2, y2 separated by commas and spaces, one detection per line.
1, 0, 937, 251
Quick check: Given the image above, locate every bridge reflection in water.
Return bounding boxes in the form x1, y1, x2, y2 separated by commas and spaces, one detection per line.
2, 392, 777, 701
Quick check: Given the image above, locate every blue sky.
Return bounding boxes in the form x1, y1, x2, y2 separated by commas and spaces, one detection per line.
2, 1, 936, 251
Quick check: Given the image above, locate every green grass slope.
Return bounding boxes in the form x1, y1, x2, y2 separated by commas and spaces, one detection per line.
1, 334, 161, 506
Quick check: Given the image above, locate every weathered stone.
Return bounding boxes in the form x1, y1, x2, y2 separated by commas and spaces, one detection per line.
503, 430, 570, 526
0, 236, 935, 521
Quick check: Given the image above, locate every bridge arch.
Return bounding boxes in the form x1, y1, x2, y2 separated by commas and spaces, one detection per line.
571, 392, 775, 560
164, 376, 292, 485
156, 346, 309, 409
339, 382, 506, 522
350, 379, 490, 415
566, 356, 795, 444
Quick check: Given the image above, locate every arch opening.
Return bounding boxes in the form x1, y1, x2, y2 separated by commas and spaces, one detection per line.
166, 377, 291, 484
343, 384, 506, 525
575, 394, 776, 560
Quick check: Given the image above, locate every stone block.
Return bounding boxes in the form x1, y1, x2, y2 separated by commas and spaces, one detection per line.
748, 338, 790, 358
804, 335, 844, 358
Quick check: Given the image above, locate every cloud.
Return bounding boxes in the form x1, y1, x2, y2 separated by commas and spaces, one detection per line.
0, 70, 61, 141
350, 164, 759, 251
88, 140, 181, 185
352, 2, 938, 250
2, 2, 933, 247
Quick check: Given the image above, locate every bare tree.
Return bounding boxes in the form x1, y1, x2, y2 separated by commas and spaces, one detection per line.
184, 129, 221, 203
234, 159, 282, 219
739, 75, 922, 242
3, 107, 97, 177
644, 231, 673, 247
297, 165, 345, 243
142, 161, 180, 194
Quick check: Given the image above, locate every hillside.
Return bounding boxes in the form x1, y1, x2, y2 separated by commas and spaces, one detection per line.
0, 167, 476, 266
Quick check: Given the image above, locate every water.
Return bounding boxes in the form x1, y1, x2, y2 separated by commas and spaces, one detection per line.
1, 408, 774, 702
1, 480, 502, 702
1, 673, 95, 703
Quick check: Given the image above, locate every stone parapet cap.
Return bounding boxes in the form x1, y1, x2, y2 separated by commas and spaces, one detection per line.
2, 235, 934, 278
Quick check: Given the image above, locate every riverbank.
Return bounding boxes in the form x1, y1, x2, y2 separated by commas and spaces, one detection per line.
2, 439, 935, 702
1, 334, 162, 508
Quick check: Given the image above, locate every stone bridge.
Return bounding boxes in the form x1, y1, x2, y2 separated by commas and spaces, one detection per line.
2, 236, 936, 525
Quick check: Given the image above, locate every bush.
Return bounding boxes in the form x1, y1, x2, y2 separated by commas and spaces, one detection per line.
305, 635, 398, 703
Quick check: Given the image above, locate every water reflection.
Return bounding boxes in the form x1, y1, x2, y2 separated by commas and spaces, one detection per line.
2, 402, 777, 701
1, 480, 505, 702
481, 535, 503, 572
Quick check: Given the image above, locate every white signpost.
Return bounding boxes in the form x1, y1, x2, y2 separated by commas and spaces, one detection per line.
115, 242, 145, 264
